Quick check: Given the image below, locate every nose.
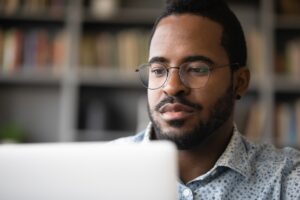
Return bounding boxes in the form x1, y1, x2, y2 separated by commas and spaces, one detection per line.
162, 68, 190, 96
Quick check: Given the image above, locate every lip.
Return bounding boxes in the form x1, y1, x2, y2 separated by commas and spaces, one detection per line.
159, 103, 195, 121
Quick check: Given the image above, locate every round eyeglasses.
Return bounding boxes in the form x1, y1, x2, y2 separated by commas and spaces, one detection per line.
135, 61, 239, 90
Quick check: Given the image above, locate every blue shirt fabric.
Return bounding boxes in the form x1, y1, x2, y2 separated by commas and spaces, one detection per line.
114, 123, 300, 200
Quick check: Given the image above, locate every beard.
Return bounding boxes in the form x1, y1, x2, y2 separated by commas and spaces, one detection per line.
148, 80, 235, 150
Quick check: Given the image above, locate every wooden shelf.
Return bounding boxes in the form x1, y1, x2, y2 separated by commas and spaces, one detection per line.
0, 14, 65, 25
274, 75, 300, 93
276, 15, 300, 29
0, 71, 62, 86
78, 68, 142, 88
83, 8, 160, 25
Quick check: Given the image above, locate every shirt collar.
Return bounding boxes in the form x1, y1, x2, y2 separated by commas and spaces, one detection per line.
142, 122, 251, 178
142, 122, 152, 143
215, 125, 251, 179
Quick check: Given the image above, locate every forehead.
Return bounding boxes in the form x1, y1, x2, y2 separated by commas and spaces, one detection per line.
149, 14, 228, 64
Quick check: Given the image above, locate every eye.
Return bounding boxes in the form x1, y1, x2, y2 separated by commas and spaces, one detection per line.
185, 64, 210, 76
150, 63, 167, 77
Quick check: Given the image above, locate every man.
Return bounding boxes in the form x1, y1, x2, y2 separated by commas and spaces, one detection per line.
115, 0, 300, 199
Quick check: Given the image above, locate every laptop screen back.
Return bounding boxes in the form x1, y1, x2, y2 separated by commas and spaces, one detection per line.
0, 142, 178, 200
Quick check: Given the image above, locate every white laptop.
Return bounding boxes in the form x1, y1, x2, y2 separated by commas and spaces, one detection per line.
0, 141, 178, 200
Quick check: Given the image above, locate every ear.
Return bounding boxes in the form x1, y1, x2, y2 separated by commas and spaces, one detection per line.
233, 67, 250, 100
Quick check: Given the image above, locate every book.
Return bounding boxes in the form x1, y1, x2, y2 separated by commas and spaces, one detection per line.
80, 29, 150, 72
0, 29, 4, 72
2, 0, 20, 15
275, 102, 298, 147
49, 0, 65, 17
138, 31, 150, 65
117, 29, 149, 71
35, 30, 51, 71
285, 39, 300, 79
90, 0, 119, 18
246, 29, 264, 77
279, 0, 300, 15
2, 29, 23, 73
96, 32, 114, 68
52, 30, 68, 74
23, 30, 37, 72
23, 0, 48, 15
80, 33, 98, 68
1, 0, 66, 17
244, 102, 266, 143
0, 28, 67, 74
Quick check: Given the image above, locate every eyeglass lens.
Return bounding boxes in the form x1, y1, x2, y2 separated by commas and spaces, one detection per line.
138, 62, 211, 89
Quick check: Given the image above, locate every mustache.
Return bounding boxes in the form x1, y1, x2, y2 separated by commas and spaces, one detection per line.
155, 96, 203, 112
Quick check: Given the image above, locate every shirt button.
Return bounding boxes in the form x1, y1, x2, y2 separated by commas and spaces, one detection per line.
183, 188, 192, 197
211, 170, 217, 176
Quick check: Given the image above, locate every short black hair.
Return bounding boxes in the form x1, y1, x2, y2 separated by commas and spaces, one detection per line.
150, 0, 247, 69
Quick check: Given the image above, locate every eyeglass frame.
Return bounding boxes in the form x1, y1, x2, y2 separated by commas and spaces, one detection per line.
135, 61, 240, 90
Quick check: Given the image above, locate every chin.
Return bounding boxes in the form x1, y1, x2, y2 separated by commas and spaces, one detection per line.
161, 126, 190, 138
155, 119, 206, 145
157, 117, 186, 129
153, 125, 206, 150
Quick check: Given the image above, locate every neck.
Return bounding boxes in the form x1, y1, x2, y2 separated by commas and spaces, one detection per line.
178, 120, 234, 184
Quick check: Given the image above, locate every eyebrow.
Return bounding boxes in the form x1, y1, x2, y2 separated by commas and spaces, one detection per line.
148, 56, 168, 64
149, 55, 215, 65
182, 55, 214, 65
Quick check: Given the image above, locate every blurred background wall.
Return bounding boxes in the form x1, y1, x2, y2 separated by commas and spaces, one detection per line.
0, 0, 300, 148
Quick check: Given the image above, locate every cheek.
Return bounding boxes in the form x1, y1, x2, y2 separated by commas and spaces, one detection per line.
147, 90, 161, 111
191, 89, 219, 118
199, 71, 232, 106
192, 94, 211, 119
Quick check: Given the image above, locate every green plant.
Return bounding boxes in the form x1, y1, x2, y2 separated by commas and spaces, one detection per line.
0, 123, 26, 143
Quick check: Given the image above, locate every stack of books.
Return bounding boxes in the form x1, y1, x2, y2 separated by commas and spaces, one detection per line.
80, 29, 150, 72
0, 29, 68, 74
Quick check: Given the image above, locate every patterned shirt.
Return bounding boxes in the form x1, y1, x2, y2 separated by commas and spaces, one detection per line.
114, 123, 300, 200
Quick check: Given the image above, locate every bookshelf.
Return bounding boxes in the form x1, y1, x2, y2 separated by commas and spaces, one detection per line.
0, 0, 300, 147
0, 0, 74, 142
273, 0, 300, 148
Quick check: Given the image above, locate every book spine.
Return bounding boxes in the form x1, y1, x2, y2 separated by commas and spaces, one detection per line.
0, 29, 4, 73
81, 29, 150, 72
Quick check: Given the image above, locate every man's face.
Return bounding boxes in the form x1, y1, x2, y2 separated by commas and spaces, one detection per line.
148, 14, 235, 150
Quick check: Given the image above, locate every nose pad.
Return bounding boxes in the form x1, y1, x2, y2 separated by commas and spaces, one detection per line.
163, 68, 182, 87
162, 68, 188, 95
